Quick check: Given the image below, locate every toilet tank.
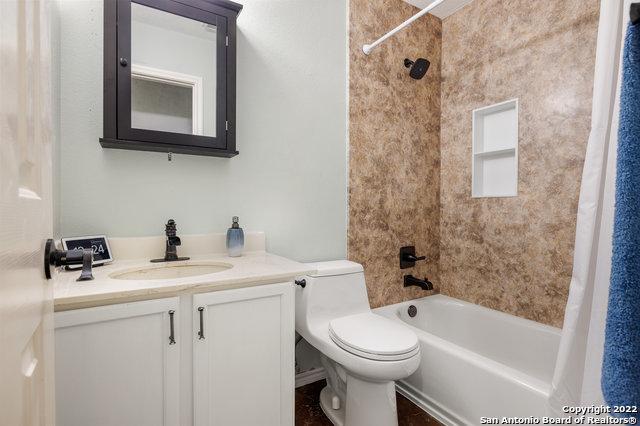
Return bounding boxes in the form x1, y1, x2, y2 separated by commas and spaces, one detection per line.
295, 261, 371, 332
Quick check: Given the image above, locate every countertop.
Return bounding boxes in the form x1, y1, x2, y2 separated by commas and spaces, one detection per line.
53, 251, 315, 311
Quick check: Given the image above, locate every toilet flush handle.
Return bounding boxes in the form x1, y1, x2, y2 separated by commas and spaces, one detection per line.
294, 279, 306, 288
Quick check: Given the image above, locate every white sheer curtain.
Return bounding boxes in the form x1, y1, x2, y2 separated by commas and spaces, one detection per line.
547, 0, 630, 415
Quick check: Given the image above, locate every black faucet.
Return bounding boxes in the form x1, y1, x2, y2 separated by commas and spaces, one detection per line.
151, 219, 190, 263
404, 274, 433, 291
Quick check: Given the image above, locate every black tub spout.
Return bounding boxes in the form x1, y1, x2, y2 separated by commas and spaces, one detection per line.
404, 275, 433, 291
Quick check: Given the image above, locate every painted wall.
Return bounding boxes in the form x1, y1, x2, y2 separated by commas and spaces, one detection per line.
439, 0, 600, 327
55, 0, 348, 262
348, 0, 442, 308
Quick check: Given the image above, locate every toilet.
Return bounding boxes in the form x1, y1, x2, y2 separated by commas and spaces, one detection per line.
295, 260, 421, 426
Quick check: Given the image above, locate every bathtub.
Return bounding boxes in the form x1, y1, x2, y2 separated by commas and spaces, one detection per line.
375, 295, 561, 426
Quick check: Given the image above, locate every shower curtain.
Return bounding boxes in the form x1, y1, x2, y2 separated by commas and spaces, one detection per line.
547, 0, 629, 415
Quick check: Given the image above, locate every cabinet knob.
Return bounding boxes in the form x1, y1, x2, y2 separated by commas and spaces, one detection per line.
119, 57, 128, 67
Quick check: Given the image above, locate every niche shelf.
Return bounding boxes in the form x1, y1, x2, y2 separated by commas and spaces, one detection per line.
472, 99, 518, 198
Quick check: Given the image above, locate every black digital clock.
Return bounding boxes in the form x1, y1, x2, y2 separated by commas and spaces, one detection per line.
61, 235, 113, 268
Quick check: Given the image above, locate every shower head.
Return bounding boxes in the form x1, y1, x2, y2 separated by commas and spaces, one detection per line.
404, 58, 430, 80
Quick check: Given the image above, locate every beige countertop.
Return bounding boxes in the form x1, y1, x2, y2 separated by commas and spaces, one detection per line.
53, 251, 314, 311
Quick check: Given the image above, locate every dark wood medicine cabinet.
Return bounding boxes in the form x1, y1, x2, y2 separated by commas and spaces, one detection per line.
101, 0, 242, 157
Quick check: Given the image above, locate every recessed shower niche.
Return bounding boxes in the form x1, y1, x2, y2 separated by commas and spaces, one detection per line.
472, 99, 519, 197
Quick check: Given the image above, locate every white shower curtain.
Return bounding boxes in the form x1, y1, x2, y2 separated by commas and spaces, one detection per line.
547, 0, 630, 415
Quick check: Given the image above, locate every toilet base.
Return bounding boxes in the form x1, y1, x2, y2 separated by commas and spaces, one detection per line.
319, 375, 399, 426
320, 385, 345, 426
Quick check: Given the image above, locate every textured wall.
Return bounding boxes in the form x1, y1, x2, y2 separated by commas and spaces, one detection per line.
348, 0, 442, 307
55, 0, 348, 262
439, 0, 599, 327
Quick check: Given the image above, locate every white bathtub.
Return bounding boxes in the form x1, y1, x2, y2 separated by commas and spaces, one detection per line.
375, 295, 561, 426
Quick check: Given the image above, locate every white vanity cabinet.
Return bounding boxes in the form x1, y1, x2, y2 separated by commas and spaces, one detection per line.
54, 282, 295, 426
54, 297, 180, 426
193, 282, 295, 426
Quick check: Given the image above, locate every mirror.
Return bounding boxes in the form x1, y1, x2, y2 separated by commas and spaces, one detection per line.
130, 2, 217, 137
101, 0, 241, 157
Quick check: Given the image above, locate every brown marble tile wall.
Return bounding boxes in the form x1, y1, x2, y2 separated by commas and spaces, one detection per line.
439, 0, 599, 327
348, 0, 442, 308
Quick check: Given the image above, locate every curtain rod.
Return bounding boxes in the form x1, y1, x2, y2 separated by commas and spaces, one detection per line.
363, 2, 640, 54
362, 0, 447, 55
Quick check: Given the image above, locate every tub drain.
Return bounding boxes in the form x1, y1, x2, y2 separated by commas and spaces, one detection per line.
408, 305, 417, 318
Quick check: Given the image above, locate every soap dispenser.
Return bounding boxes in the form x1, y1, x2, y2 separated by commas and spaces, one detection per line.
226, 216, 244, 257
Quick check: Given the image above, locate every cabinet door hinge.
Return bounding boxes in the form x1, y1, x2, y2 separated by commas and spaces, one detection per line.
225, 35, 229, 46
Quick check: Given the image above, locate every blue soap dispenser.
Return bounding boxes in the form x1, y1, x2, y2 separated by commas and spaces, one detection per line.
226, 216, 244, 257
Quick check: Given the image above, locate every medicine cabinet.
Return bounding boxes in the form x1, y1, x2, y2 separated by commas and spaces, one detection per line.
101, 0, 242, 157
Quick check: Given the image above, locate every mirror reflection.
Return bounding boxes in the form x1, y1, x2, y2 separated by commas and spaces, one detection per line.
131, 2, 217, 136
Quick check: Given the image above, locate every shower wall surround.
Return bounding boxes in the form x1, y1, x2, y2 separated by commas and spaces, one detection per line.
348, 0, 599, 326
348, 0, 442, 307
439, 0, 600, 327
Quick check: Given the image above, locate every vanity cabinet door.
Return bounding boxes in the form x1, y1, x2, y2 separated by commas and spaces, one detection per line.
193, 283, 295, 426
54, 298, 180, 426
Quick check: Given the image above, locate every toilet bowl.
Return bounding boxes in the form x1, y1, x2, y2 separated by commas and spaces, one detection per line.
295, 260, 421, 426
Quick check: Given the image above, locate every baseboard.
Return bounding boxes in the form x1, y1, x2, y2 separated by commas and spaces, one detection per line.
395, 381, 462, 426
295, 367, 326, 388
296, 370, 461, 424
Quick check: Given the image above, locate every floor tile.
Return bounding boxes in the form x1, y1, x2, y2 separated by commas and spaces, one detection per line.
295, 380, 442, 426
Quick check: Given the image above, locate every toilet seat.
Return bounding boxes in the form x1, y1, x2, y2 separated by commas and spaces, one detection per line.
328, 312, 419, 361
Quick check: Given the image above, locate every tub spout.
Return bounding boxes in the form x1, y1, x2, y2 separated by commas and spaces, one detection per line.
404, 275, 433, 291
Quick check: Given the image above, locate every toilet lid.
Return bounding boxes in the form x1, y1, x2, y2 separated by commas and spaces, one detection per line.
328, 313, 419, 361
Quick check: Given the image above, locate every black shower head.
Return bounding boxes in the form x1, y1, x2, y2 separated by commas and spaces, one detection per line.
404, 58, 430, 80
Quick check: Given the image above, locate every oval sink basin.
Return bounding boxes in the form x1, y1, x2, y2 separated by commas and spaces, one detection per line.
110, 262, 233, 280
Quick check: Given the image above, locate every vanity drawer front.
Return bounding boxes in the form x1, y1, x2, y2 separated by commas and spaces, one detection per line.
54, 297, 180, 426
193, 282, 295, 426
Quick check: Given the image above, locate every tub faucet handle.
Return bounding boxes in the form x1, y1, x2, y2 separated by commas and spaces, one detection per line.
400, 246, 427, 269
405, 254, 426, 262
